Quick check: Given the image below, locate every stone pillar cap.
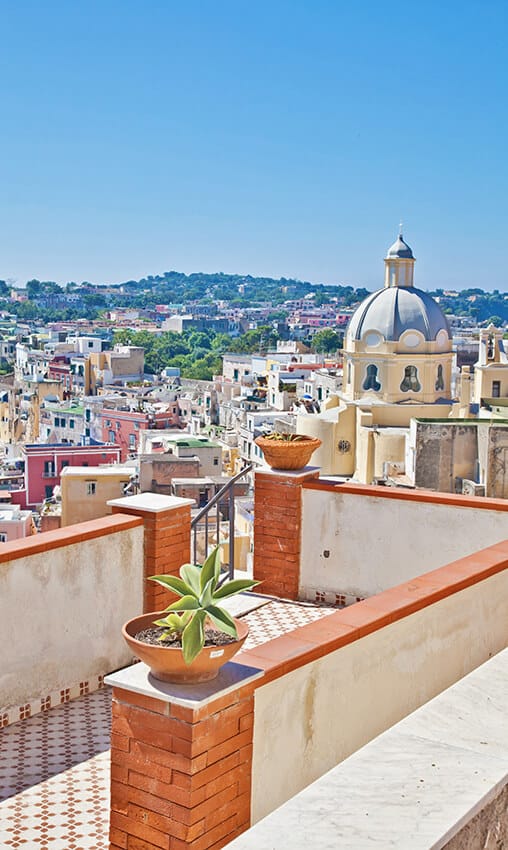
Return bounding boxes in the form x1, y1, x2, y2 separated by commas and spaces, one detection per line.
107, 493, 195, 513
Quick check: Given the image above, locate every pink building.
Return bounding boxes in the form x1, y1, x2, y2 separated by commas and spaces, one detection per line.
10, 443, 121, 508
100, 408, 180, 461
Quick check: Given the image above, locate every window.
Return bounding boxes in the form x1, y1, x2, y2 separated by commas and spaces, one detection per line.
88, 341, 93, 348
213, 457, 219, 466
116, 421, 121, 430
317, 387, 323, 401
435, 365, 444, 392
69, 419, 75, 429
362, 364, 381, 391
61, 460, 69, 470
105, 419, 111, 428
487, 334, 495, 360
54, 417, 60, 427
85, 427, 90, 437
44, 461, 55, 477
82, 462, 89, 467
109, 430, 115, 442
492, 381, 501, 398
233, 369, 239, 380
86, 482, 97, 496
85, 409, 91, 422
400, 365, 421, 392
60, 418, 66, 427
129, 434, 136, 448
0, 533, 6, 543
45, 485, 53, 499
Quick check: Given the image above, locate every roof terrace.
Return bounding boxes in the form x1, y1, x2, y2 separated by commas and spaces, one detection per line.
0, 475, 507, 849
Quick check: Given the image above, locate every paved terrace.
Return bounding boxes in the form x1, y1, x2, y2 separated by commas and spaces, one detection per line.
0, 598, 335, 849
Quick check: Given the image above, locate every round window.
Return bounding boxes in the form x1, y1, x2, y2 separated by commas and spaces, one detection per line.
363, 331, 383, 347
401, 332, 421, 348
436, 329, 449, 349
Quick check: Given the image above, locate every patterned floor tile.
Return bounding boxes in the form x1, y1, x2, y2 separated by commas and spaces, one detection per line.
242, 598, 336, 650
0, 689, 111, 849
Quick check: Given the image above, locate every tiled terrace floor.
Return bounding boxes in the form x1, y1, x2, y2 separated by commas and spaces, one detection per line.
0, 599, 336, 848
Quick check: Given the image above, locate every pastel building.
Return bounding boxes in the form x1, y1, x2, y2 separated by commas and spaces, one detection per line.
10, 442, 121, 508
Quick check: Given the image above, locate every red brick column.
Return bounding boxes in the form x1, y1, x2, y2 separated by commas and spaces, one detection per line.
108, 494, 194, 613
253, 468, 319, 600
106, 664, 259, 850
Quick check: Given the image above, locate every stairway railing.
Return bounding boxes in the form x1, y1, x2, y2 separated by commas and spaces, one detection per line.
190, 463, 253, 579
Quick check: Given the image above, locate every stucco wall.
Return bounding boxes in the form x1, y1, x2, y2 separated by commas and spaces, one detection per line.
251, 568, 508, 823
0, 520, 143, 711
300, 487, 508, 598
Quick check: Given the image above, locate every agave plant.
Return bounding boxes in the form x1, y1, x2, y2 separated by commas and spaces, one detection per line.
149, 546, 259, 665
263, 432, 307, 442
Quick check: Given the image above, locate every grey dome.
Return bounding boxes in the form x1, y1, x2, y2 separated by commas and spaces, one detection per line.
386, 235, 414, 259
347, 286, 451, 343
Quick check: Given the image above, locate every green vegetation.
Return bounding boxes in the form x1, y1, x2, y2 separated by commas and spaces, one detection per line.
149, 546, 258, 665
312, 328, 342, 353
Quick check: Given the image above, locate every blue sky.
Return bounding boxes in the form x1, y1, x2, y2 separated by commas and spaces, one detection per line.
0, 0, 506, 291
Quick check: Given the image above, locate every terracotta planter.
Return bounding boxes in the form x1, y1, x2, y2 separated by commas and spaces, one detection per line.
255, 435, 322, 470
122, 611, 250, 684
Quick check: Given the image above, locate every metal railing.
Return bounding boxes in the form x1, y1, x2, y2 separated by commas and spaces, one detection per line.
190, 463, 253, 579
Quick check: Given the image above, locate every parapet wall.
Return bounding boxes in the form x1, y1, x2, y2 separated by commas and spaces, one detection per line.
244, 537, 508, 823
0, 514, 144, 723
299, 482, 508, 602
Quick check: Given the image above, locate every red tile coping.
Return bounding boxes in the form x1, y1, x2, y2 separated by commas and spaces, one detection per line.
0, 512, 144, 563
302, 480, 508, 512
235, 538, 508, 685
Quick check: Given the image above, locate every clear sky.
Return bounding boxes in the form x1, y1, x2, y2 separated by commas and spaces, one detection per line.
1, 0, 506, 292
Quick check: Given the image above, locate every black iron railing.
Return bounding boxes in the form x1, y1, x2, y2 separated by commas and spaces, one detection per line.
190, 463, 253, 579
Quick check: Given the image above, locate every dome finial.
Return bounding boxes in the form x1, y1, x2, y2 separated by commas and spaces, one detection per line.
399, 220, 403, 238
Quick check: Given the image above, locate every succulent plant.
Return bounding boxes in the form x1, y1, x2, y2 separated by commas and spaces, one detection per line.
262, 432, 307, 442
149, 546, 259, 665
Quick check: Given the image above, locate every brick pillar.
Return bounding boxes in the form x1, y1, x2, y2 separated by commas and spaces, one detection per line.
108, 493, 194, 613
253, 467, 319, 600
106, 662, 261, 850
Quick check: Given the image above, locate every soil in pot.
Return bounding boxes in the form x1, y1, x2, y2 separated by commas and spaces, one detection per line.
134, 625, 236, 649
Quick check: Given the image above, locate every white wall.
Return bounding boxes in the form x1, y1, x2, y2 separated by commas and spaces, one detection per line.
300, 488, 508, 598
0, 522, 144, 711
251, 568, 508, 823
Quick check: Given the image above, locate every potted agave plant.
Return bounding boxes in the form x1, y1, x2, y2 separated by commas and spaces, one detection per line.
255, 431, 322, 470
122, 546, 259, 684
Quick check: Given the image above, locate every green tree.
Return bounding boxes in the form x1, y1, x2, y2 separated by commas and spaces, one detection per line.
26, 279, 42, 299
312, 328, 342, 353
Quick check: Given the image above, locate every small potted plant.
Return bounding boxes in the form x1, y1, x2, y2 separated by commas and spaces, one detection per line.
122, 547, 259, 684
255, 431, 322, 470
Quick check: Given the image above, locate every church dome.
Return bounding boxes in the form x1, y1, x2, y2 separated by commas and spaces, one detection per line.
386, 234, 414, 259
347, 286, 451, 343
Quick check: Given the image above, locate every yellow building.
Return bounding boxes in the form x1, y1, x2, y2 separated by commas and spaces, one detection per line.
474, 325, 508, 404
60, 466, 133, 526
297, 232, 455, 481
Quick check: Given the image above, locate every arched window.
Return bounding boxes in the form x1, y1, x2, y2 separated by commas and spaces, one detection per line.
363, 364, 381, 391
435, 364, 444, 391
400, 365, 421, 392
